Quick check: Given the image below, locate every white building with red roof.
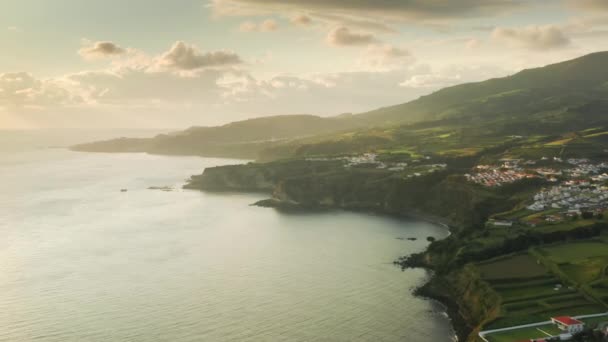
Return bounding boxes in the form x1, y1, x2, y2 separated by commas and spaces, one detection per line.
551, 316, 585, 334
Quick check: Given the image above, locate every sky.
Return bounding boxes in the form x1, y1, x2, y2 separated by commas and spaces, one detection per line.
1, 0, 608, 129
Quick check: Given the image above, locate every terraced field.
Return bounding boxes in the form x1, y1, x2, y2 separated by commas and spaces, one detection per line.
477, 253, 606, 329
592, 279, 608, 303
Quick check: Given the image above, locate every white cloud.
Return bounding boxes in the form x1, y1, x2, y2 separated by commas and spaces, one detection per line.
466, 38, 482, 49
218, 71, 430, 116
400, 64, 509, 89
358, 44, 414, 71
7, 26, 21, 32
239, 21, 258, 32
492, 25, 571, 50
0, 72, 83, 109
0, 35, 516, 129
158, 41, 242, 70
68, 68, 228, 104
312, 13, 396, 33
561, 15, 608, 39
79, 41, 126, 59
291, 14, 312, 26
327, 27, 378, 46
240, 19, 279, 32
260, 19, 279, 31
400, 73, 462, 89
1, 40, 246, 119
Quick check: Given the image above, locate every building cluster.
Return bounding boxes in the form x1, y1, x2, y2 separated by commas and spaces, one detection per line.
343, 153, 410, 170
467, 157, 608, 189
306, 153, 445, 177
465, 161, 537, 187
525, 159, 608, 214
344, 153, 379, 167
565, 163, 606, 177
526, 183, 608, 212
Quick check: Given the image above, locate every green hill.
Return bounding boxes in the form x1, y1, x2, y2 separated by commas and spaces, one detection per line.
73, 52, 608, 159
362, 51, 608, 124
71, 114, 368, 158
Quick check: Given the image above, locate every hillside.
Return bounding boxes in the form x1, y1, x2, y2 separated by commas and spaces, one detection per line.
363, 51, 608, 124
74, 52, 608, 160
71, 114, 369, 158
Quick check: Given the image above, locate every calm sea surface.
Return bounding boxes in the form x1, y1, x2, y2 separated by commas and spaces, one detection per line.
0, 132, 454, 341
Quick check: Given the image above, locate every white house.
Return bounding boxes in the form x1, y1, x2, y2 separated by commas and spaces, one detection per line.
551, 316, 585, 334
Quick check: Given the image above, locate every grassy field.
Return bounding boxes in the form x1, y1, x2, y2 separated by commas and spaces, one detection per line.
477, 252, 606, 330
537, 241, 608, 303
477, 254, 547, 280
539, 241, 608, 263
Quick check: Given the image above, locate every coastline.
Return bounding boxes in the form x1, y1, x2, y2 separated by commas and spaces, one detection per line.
413, 272, 472, 342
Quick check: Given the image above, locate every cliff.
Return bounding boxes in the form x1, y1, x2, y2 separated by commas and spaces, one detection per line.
184, 160, 528, 230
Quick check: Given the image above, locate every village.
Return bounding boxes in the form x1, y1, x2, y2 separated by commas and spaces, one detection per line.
464, 157, 608, 227
466, 158, 608, 188
308, 153, 447, 177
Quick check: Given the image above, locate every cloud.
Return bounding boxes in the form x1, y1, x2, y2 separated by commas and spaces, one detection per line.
212, 0, 525, 23
562, 15, 608, 38
0, 58, 512, 128
240, 19, 279, 32
400, 64, 509, 89
291, 14, 312, 26
158, 41, 242, 70
0, 72, 82, 108
358, 44, 414, 70
260, 19, 278, 31
79, 41, 126, 59
218, 71, 430, 116
68, 68, 228, 104
0, 67, 240, 128
219, 62, 509, 119
1, 40, 247, 117
492, 25, 571, 50
466, 38, 482, 49
239, 21, 258, 32
327, 27, 378, 46
7, 26, 21, 32
400, 73, 462, 89
312, 13, 396, 33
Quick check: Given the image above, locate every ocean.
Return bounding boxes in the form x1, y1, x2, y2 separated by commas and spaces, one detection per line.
0, 131, 454, 341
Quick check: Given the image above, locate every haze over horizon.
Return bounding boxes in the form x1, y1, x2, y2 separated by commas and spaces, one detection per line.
2, 0, 608, 129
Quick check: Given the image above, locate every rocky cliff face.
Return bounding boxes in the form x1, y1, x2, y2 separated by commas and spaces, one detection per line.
416, 265, 501, 342
184, 163, 276, 192
183, 160, 345, 193
184, 160, 522, 230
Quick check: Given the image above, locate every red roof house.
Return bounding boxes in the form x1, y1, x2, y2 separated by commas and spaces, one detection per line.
551, 316, 585, 334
